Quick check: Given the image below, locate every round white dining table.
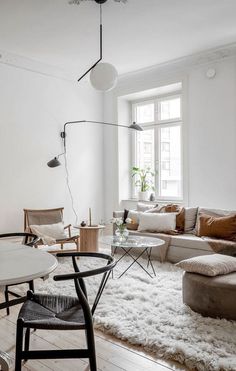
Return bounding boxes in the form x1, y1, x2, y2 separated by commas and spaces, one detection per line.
0, 241, 58, 371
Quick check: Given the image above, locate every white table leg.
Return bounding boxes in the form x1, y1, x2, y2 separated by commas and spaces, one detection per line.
0, 351, 11, 371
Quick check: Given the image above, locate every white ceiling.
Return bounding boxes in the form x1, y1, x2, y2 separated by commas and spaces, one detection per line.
1, 0, 236, 75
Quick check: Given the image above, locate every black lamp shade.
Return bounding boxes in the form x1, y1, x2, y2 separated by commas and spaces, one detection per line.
47, 157, 61, 168
129, 122, 143, 131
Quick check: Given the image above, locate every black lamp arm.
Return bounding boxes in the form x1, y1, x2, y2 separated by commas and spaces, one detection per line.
77, 5, 103, 83
60, 119, 136, 151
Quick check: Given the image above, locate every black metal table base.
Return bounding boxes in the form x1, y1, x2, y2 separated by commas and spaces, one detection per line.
112, 246, 156, 278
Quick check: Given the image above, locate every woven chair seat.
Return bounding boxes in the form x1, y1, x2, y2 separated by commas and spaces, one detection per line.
19, 293, 85, 330
15, 252, 116, 371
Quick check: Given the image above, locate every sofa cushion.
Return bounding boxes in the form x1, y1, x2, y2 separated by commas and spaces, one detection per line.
184, 207, 198, 233
128, 230, 212, 251
137, 203, 158, 212
199, 207, 236, 216
195, 207, 236, 234
177, 254, 236, 277
138, 213, 176, 233
198, 214, 236, 241
159, 204, 185, 232
127, 210, 140, 224
169, 234, 212, 251
145, 205, 163, 213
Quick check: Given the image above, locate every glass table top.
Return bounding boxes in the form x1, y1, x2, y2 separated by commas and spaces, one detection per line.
100, 235, 164, 248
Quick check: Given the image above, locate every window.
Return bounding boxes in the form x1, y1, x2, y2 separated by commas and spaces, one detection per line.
136, 103, 154, 123
158, 97, 181, 121
161, 161, 170, 171
132, 93, 183, 200
136, 129, 155, 170
161, 142, 170, 152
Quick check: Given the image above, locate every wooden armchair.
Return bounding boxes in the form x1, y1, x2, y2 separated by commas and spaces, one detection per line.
24, 208, 79, 253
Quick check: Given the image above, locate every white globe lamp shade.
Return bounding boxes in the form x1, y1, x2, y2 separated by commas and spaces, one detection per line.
90, 62, 118, 91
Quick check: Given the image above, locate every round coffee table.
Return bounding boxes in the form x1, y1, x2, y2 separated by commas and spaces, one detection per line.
100, 235, 164, 278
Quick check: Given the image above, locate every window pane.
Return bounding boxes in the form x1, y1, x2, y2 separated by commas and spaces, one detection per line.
159, 125, 182, 198
136, 129, 155, 170
136, 103, 154, 124
159, 97, 181, 121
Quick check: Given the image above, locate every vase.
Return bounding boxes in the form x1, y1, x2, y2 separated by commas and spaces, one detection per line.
115, 228, 129, 242
138, 191, 149, 201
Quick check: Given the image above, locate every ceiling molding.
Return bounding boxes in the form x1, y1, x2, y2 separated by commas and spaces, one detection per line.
0, 49, 78, 82
1, 41, 236, 84
118, 42, 236, 81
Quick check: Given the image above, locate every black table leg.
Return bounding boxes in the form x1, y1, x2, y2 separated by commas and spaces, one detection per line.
146, 247, 156, 276
117, 247, 155, 278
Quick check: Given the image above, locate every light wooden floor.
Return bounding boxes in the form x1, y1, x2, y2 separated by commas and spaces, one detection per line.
0, 293, 188, 371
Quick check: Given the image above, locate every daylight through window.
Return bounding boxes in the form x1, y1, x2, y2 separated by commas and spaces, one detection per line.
132, 93, 183, 200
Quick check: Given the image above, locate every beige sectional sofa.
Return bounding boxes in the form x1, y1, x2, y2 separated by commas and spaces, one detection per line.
113, 207, 236, 263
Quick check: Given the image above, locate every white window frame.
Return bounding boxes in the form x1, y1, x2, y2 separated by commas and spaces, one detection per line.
157, 94, 182, 123
132, 93, 183, 201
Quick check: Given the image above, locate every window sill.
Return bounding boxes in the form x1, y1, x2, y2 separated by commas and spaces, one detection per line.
122, 198, 183, 204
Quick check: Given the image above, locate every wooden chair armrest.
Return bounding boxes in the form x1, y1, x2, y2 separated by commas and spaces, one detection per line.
64, 224, 71, 229
64, 224, 72, 238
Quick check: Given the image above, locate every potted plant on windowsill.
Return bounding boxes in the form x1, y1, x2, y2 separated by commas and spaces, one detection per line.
131, 166, 155, 201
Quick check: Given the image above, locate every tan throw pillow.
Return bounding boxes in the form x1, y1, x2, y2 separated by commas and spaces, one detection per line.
127, 210, 140, 224
125, 210, 140, 230
159, 204, 185, 233
195, 207, 236, 235
198, 214, 236, 241
126, 222, 139, 230
176, 254, 236, 277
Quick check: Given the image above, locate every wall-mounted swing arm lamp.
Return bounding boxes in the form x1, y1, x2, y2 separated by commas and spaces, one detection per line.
47, 120, 143, 168
47, 153, 65, 168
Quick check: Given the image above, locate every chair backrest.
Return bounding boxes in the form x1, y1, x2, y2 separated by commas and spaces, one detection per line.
0, 233, 39, 247
54, 252, 116, 317
24, 208, 64, 230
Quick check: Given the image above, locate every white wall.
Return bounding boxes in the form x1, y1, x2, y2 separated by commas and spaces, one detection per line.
188, 59, 236, 208
104, 52, 236, 219
0, 63, 104, 232
1, 46, 236, 231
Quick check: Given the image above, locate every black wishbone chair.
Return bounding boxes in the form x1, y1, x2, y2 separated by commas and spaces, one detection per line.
15, 252, 116, 371
0, 233, 39, 315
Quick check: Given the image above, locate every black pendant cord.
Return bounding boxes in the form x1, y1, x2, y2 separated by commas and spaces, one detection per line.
77, 4, 103, 82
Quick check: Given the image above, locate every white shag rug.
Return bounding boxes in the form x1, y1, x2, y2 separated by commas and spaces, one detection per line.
35, 256, 236, 371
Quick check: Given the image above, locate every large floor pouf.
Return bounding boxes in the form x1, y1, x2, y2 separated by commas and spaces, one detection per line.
183, 271, 236, 320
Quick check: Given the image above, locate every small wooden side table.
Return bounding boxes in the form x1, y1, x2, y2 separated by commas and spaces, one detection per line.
78, 225, 105, 252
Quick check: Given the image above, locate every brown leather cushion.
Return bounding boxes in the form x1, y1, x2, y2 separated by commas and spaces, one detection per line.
126, 222, 139, 230
198, 214, 236, 241
160, 204, 185, 233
